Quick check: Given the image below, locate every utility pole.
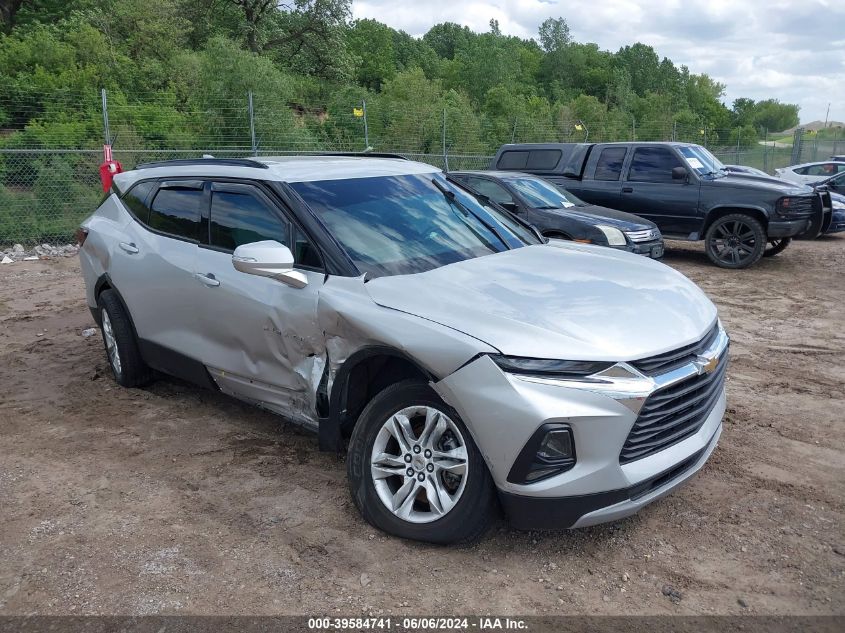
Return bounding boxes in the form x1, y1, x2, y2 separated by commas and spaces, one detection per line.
101, 88, 111, 149
362, 100, 369, 150
442, 108, 449, 172
824, 103, 830, 129
248, 91, 257, 156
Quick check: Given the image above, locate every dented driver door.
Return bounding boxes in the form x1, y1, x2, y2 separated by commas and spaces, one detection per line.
191, 181, 326, 429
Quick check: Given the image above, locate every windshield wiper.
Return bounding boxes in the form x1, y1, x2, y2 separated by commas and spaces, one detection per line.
431, 179, 511, 250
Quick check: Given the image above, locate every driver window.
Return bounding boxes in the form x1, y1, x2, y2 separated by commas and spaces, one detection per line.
628, 147, 684, 183
210, 189, 290, 251
464, 177, 514, 205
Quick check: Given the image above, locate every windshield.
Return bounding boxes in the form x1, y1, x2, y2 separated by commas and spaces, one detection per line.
291, 174, 537, 278
507, 177, 584, 209
678, 145, 726, 177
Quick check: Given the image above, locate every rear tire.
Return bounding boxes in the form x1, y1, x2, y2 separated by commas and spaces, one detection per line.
763, 237, 791, 257
704, 214, 766, 269
347, 380, 497, 544
97, 289, 152, 388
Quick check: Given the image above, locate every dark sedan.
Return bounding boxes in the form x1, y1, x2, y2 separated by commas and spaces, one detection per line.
450, 170, 665, 258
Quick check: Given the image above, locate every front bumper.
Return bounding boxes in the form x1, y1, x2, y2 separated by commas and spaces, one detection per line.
621, 238, 664, 258
499, 421, 721, 529
825, 208, 845, 234
434, 326, 728, 529
768, 217, 811, 238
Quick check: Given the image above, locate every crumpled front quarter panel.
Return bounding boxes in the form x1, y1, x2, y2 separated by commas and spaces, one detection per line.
316, 276, 498, 392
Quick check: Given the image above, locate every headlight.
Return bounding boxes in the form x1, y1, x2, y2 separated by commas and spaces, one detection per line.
832, 198, 845, 210
775, 196, 812, 218
490, 355, 613, 377
595, 224, 627, 246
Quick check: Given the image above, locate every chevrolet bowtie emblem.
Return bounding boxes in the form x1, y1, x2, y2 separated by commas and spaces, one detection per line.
695, 355, 719, 375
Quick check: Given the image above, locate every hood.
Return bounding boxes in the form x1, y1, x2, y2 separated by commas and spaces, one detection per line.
706, 174, 812, 196
725, 172, 812, 190
555, 204, 657, 231
365, 242, 716, 362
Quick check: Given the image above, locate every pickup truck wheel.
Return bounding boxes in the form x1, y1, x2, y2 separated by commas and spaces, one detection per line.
763, 237, 791, 257
704, 214, 766, 269
347, 380, 497, 544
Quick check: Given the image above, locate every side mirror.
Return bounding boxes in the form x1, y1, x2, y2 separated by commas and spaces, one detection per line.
501, 201, 520, 213
672, 166, 688, 181
232, 240, 308, 289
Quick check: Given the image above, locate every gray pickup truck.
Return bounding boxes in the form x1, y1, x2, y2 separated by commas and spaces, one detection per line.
490, 142, 827, 268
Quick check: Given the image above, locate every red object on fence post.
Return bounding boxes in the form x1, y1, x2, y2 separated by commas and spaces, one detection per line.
99, 144, 122, 192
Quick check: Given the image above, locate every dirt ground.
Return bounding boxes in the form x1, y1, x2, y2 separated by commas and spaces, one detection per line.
0, 237, 843, 617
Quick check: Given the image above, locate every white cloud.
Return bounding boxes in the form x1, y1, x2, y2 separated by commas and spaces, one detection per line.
352, 0, 845, 123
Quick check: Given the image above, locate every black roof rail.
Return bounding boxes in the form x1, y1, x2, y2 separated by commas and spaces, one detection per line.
134, 158, 269, 170
315, 152, 409, 160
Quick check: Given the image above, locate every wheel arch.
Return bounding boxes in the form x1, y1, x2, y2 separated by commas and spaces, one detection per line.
322, 346, 437, 451
702, 206, 769, 234
93, 274, 136, 335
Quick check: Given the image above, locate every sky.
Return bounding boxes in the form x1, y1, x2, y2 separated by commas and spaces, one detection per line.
352, 0, 845, 125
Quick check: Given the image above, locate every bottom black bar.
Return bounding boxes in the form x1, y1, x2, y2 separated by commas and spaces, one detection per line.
0, 616, 840, 633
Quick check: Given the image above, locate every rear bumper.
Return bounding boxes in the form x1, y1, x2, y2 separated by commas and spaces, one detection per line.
499, 424, 721, 530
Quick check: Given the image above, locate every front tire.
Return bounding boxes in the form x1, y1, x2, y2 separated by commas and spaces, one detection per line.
704, 214, 766, 269
97, 289, 152, 388
763, 237, 792, 257
347, 380, 497, 544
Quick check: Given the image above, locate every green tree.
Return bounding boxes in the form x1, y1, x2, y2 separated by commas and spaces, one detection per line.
752, 99, 799, 132
538, 17, 570, 53
347, 18, 396, 91
422, 22, 473, 60
226, 0, 352, 80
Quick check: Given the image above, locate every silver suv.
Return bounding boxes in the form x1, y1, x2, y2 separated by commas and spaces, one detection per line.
79, 156, 729, 544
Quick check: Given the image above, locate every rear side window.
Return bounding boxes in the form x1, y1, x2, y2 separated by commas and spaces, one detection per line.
148, 187, 203, 240
496, 150, 561, 170
209, 190, 289, 251
121, 181, 156, 223
526, 150, 561, 170
497, 151, 528, 169
628, 147, 683, 182
804, 163, 844, 176
594, 147, 627, 181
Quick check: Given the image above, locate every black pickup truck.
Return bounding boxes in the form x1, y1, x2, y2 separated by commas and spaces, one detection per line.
490, 142, 826, 268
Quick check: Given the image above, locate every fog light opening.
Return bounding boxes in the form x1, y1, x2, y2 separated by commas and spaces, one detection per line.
507, 424, 577, 485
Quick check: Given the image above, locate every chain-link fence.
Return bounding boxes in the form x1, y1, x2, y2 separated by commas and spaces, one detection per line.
1, 90, 842, 246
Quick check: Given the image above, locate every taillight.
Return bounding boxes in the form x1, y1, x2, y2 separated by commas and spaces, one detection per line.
75, 227, 88, 247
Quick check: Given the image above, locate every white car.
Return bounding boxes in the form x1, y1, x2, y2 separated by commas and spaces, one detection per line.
775, 160, 845, 184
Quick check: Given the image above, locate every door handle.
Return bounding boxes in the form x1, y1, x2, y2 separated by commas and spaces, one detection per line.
622, 187, 634, 193
195, 273, 220, 287
118, 242, 139, 254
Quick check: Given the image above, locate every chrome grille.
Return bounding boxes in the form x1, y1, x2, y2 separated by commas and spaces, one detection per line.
620, 349, 728, 464
630, 324, 719, 376
625, 228, 659, 243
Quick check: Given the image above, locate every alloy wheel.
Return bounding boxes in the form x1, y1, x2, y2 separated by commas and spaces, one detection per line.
370, 406, 469, 524
101, 309, 122, 377
708, 219, 759, 266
